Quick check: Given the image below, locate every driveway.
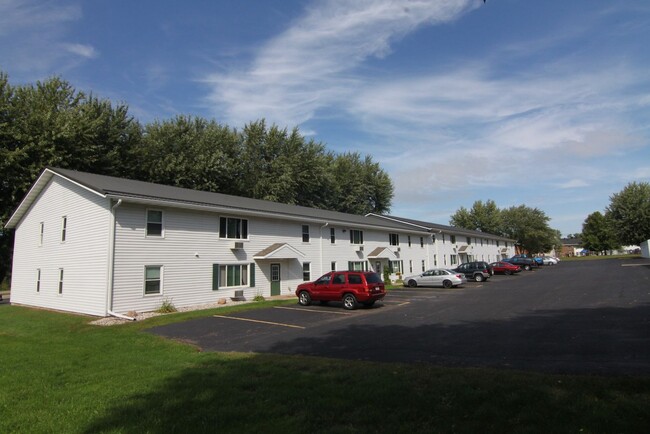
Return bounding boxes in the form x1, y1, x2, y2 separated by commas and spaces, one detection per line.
149, 258, 650, 375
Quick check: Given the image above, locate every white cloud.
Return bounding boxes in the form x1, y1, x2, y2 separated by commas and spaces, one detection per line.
203, 0, 479, 128
558, 179, 589, 189
0, 0, 95, 77
62, 43, 98, 59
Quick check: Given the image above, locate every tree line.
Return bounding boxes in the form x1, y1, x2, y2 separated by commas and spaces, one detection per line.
0, 72, 393, 283
449, 200, 562, 254
580, 182, 650, 254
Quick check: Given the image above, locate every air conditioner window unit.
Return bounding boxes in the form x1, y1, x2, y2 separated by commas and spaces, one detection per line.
357, 245, 364, 251
231, 241, 244, 249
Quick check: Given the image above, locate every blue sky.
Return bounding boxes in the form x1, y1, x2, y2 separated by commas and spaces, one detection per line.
1, 0, 649, 237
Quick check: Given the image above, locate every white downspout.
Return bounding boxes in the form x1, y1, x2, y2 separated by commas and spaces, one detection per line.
106, 199, 134, 320
320, 222, 329, 276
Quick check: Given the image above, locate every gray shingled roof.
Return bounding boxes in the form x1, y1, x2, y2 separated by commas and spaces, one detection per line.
368, 214, 516, 242
5, 167, 425, 233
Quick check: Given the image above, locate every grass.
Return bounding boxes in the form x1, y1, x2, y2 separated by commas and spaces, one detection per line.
561, 254, 642, 261
1, 304, 649, 433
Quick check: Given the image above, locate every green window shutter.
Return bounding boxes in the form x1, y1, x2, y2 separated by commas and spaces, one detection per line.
212, 264, 220, 291
250, 263, 255, 287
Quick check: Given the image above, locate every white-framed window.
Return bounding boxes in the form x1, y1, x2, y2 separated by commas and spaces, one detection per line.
219, 264, 249, 288
302, 262, 311, 281
421, 260, 426, 272
302, 225, 310, 243
408, 236, 412, 247
331, 261, 336, 271
146, 210, 163, 237
58, 268, 64, 295
36, 269, 41, 293
219, 217, 248, 239
389, 233, 399, 246
349, 229, 364, 245
389, 260, 403, 274
348, 261, 368, 271
409, 260, 413, 273
61, 216, 67, 242
466, 237, 471, 245
39, 222, 44, 246
450, 254, 458, 266
434, 255, 438, 266
451, 235, 456, 244
330, 228, 336, 244
144, 266, 162, 295
421, 236, 425, 247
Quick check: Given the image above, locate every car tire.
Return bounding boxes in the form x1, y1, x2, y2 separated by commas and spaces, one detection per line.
298, 291, 312, 306
524, 265, 531, 271
474, 274, 484, 282
342, 293, 357, 310
408, 279, 418, 288
442, 279, 453, 288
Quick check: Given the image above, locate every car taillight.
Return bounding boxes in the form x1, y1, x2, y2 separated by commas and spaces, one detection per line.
456, 274, 463, 279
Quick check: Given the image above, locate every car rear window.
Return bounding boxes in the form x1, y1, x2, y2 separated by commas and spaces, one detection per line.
364, 273, 383, 284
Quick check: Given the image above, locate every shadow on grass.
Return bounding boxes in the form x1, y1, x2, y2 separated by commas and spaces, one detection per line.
85, 303, 650, 433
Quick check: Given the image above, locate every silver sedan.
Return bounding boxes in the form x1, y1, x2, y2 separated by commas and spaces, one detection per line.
403, 268, 467, 288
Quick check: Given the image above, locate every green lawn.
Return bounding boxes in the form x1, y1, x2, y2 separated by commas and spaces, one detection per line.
1, 304, 649, 433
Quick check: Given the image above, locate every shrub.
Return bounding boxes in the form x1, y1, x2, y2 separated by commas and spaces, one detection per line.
156, 298, 177, 313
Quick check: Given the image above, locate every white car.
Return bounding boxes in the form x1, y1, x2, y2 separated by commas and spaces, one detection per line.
541, 257, 559, 265
403, 268, 467, 288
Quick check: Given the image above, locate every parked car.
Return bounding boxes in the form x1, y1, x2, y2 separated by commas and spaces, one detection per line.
541, 257, 559, 265
503, 256, 537, 271
453, 261, 492, 282
296, 271, 386, 310
489, 261, 521, 275
403, 268, 467, 288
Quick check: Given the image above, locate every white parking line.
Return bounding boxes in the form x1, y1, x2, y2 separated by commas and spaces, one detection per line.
213, 314, 305, 329
273, 306, 352, 315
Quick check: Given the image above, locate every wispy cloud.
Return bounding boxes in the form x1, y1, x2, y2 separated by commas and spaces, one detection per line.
0, 0, 96, 78
203, 0, 479, 128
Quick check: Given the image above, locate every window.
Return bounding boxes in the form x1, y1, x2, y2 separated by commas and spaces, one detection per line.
450, 255, 458, 266
219, 217, 248, 239
348, 261, 367, 271
219, 264, 249, 287
330, 228, 336, 244
331, 261, 336, 271
348, 274, 362, 284
442, 234, 446, 243
480, 238, 484, 246
389, 233, 399, 246
302, 225, 310, 242
409, 260, 413, 273
434, 255, 437, 266
466, 237, 471, 245
303, 262, 311, 281
389, 260, 403, 274
350, 229, 364, 245
420, 237, 424, 247
408, 236, 412, 247
451, 235, 456, 244
36, 269, 41, 293
39, 222, 44, 246
144, 266, 162, 295
58, 268, 64, 294
61, 216, 67, 242
421, 260, 426, 272
146, 210, 163, 237
497, 240, 500, 247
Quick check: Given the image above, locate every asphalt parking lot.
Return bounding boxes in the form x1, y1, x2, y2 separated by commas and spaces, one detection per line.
149, 258, 650, 375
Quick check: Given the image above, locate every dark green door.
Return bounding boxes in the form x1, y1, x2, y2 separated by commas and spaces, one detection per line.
270, 263, 281, 296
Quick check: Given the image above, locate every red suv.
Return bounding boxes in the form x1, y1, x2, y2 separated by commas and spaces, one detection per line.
296, 271, 386, 310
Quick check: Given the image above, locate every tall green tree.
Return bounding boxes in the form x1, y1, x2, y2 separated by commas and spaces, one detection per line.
605, 182, 650, 246
449, 200, 502, 234
581, 211, 619, 254
501, 205, 557, 254
0, 73, 141, 283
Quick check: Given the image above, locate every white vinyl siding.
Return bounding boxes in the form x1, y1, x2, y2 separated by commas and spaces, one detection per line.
9, 177, 110, 316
